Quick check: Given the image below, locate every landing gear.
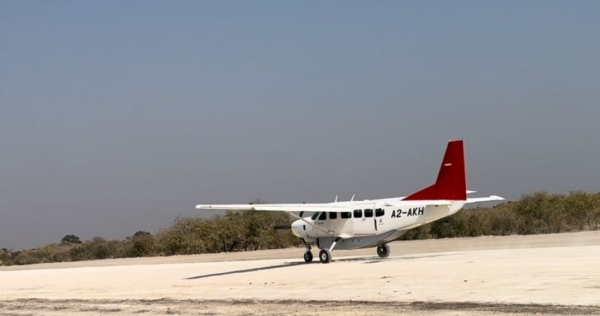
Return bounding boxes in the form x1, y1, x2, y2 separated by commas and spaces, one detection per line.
301, 238, 313, 263
303, 238, 338, 264
304, 251, 313, 263
377, 244, 390, 258
317, 237, 339, 264
319, 249, 332, 264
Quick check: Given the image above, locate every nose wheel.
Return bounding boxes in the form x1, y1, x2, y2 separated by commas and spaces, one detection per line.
377, 244, 390, 258
303, 251, 313, 263
301, 239, 313, 263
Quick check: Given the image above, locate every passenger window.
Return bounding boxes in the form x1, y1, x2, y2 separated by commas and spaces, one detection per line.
329, 212, 337, 220
353, 209, 362, 218
318, 212, 327, 221
375, 208, 385, 217
341, 212, 352, 219
364, 209, 373, 218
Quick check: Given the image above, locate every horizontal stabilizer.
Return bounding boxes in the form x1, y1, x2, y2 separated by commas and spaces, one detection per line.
465, 195, 505, 204
383, 200, 453, 207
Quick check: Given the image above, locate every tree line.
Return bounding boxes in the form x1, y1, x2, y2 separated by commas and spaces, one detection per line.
2, 191, 600, 266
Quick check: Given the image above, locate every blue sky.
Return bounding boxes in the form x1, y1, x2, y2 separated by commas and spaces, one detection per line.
1, 1, 599, 249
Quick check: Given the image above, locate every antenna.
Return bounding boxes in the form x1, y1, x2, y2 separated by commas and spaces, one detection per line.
351, 194, 355, 201
335, 195, 338, 202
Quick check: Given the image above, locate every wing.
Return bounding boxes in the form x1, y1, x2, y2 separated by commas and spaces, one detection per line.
196, 203, 351, 237
196, 199, 454, 212
195, 203, 350, 213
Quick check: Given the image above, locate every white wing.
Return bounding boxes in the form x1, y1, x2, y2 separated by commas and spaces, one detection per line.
195, 203, 350, 213
196, 199, 455, 212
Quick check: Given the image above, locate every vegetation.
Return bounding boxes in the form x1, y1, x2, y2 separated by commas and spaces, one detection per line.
400, 190, 600, 240
2, 191, 600, 266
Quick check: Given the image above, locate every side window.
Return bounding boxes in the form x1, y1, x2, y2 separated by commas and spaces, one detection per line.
318, 212, 327, 221
364, 209, 373, 218
375, 208, 385, 217
341, 212, 352, 219
329, 212, 337, 220
311, 212, 320, 220
353, 209, 362, 218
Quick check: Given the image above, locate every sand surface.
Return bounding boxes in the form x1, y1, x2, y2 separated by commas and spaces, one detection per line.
2, 231, 600, 315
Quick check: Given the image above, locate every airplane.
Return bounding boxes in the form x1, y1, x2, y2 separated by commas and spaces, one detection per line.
196, 139, 504, 264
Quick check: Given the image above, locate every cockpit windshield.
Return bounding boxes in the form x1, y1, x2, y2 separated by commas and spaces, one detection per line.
311, 212, 320, 220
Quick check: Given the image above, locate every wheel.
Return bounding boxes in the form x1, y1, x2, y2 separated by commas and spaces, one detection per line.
303, 251, 313, 263
319, 249, 332, 264
377, 244, 390, 258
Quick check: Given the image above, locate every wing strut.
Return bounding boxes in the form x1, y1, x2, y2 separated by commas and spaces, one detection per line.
286, 212, 334, 236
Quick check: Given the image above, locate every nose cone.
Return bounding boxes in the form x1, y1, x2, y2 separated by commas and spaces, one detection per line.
291, 219, 306, 238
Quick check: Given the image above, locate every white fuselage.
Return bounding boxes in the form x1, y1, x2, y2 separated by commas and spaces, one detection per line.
195, 139, 504, 262
290, 199, 466, 246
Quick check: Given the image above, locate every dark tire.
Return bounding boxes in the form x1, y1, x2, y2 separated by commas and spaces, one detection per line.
319, 249, 332, 264
377, 244, 390, 258
303, 251, 313, 263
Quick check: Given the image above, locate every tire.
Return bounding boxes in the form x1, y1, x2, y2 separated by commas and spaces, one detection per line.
304, 251, 313, 263
377, 244, 390, 258
319, 249, 332, 264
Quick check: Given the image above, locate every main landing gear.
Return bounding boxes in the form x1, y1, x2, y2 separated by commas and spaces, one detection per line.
377, 243, 390, 258
317, 238, 339, 264
319, 249, 332, 264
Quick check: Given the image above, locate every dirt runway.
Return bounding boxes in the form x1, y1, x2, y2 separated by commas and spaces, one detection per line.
2, 231, 600, 315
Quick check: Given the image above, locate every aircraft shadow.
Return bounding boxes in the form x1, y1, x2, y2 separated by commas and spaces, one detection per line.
184, 253, 454, 280
184, 261, 314, 280
334, 253, 452, 264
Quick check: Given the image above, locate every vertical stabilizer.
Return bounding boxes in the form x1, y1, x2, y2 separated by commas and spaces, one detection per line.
402, 139, 467, 201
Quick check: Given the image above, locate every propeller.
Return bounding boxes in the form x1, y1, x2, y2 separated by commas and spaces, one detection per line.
273, 209, 306, 230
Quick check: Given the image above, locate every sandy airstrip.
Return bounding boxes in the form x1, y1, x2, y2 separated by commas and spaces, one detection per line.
2, 231, 600, 315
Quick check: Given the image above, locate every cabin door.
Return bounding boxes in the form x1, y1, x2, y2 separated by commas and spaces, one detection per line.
352, 203, 377, 235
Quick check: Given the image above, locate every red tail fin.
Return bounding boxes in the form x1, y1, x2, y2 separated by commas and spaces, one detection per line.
402, 139, 467, 201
